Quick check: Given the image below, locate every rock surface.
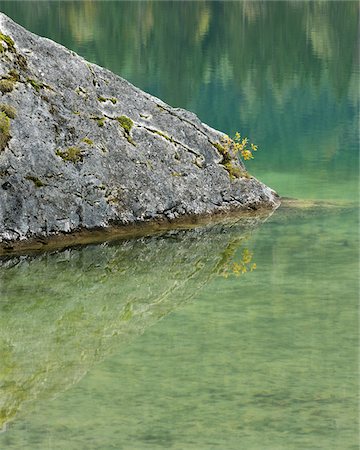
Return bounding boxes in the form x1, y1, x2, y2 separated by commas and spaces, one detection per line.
0, 13, 279, 249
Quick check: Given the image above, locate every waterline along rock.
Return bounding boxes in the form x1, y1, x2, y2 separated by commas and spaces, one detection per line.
0, 13, 279, 251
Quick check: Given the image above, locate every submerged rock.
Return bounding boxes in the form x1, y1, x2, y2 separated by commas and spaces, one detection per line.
0, 13, 279, 250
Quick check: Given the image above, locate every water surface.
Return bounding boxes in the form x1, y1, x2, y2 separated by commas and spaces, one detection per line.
0, 2, 358, 449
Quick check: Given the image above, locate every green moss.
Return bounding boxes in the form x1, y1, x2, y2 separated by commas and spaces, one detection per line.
81, 137, 93, 145
212, 140, 250, 180
213, 141, 231, 164
223, 162, 241, 179
117, 116, 135, 145
0, 32, 27, 72
117, 115, 133, 133
25, 176, 45, 187
0, 79, 15, 94
0, 31, 15, 50
8, 69, 20, 82
98, 96, 117, 104
0, 111, 11, 151
27, 78, 44, 93
222, 163, 249, 180
212, 141, 225, 153
90, 116, 106, 127
154, 130, 173, 142
0, 100, 16, 151
0, 104, 16, 119
91, 116, 106, 127
0, 70, 20, 94
56, 147, 83, 163
240, 171, 251, 179
0, 31, 16, 53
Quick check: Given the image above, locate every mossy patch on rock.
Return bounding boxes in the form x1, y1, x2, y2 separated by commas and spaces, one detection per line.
212, 140, 249, 180
90, 116, 106, 127
25, 175, 45, 187
0, 31, 15, 51
81, 137, 93, 145
0, 79, 15, 94
0, 111, 11, 151
117, 115, 135, 145
0, 103, 16, 119
222, 162, 248, 180
0, 70, 20, 94
117, 115, 133, 133
153, 130, 174, 142
8, 69, 20, 82
27, 78, 52, 93
98, 96, 117, 104
27, 78, 42, 92
0, 101, 16, 152
0, 32, 28, 72
56, 146, 83, 163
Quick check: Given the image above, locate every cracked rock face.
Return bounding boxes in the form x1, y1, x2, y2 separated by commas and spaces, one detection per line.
0, 13, 279, 247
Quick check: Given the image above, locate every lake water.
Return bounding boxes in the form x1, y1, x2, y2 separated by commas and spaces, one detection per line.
0, 2, 358, 449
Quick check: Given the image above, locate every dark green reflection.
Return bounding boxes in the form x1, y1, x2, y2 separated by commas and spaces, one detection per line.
0, 215, 264, 431
0, 1, 358, 198
0, 1, 357, 104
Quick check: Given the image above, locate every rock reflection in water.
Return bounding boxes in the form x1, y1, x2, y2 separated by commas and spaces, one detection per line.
0, 212, 270, 430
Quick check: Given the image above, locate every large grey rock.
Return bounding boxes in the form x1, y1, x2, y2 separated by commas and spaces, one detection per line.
0, 13, 279, 250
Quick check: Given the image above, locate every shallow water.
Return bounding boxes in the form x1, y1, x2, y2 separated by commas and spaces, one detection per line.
0, 2, 359, 449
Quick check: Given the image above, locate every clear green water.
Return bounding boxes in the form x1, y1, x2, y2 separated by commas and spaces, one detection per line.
0, 2, 359, 449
